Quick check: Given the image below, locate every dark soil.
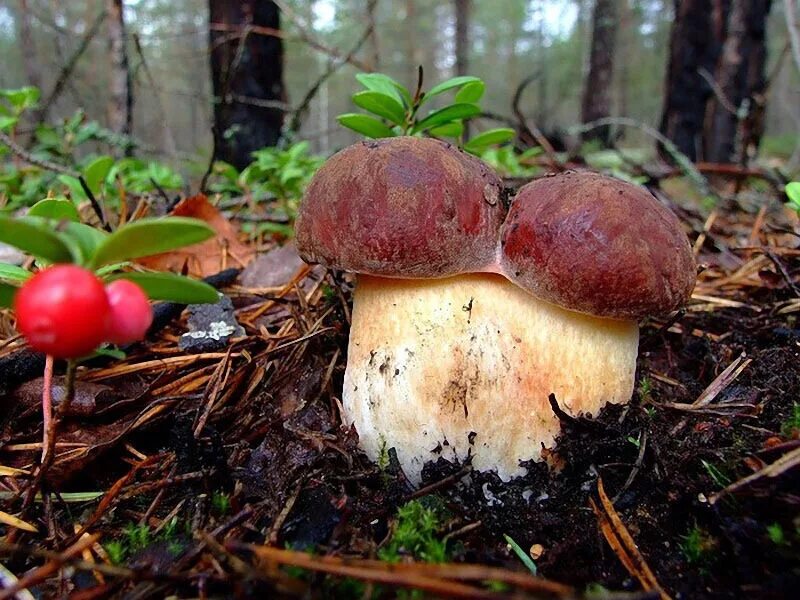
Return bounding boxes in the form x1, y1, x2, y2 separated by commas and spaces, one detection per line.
1, 194, 799, 599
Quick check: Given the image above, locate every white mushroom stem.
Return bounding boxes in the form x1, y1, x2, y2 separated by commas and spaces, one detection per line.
342, 273, 639, 484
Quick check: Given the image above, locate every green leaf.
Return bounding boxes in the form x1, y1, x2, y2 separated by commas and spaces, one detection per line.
0, 216, 74, 263
110, 272, 219, 303
28, 198, 80, 222
785, 181, 800, 207
0, 263, 31, 284
412, 103, 481, 133
2, 86, 40, 111
455, 81, 485, 104
463, 128, 516, 153
88, 217, 215, 268
504, 534, 537, 576
83, 155, 114, 195
336, 113, 396, 139
355, 73, 409, 107
428, 121, 464, 138
352, 91, 407, 125
0, 116, 18, 131
95, 261, 132, 277
57, 174, 88, 201
59, 222, 108, 264
0, 282, 16, 308
422, 76, 483, 104
287, 141, 310, 160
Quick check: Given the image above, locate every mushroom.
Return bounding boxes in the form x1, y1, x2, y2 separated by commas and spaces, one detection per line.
295, 138, 695, 484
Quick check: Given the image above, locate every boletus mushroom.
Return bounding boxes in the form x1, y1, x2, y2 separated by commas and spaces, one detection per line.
295, 137, 695, 483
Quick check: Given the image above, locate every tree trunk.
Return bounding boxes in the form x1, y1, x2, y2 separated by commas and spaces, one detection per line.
209, 0, 285, 170
580, 0, 619, 145
454, 0, 470, 76
703, 0, 772, 163
107, 0, 133, 155
660, 0, 728, 161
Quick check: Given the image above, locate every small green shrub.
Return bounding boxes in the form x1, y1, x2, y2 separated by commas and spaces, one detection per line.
337, 71, 514, 154
378, 498, 450, 564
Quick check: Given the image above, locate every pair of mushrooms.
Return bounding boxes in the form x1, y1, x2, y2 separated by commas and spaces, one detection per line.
296, 137, 695, 484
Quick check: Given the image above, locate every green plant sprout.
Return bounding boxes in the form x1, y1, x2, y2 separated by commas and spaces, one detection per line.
337, 70, 514, 154
503, 534, 537, 576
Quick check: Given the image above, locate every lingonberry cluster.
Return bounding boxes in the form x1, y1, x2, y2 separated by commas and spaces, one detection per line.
14, 265, 153, 358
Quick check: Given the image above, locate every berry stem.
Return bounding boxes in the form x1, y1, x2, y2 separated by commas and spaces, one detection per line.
40, 357, 76, 466
40, 354, 54, 463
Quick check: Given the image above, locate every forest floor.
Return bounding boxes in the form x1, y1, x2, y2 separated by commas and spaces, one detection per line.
1, 173, 799, 599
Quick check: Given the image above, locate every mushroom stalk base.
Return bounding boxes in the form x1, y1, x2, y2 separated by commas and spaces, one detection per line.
343, 274, 639, 484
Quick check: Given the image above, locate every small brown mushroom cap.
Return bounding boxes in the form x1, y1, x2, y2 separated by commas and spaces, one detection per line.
500, 171, 696, 320
295, 136, 505, 278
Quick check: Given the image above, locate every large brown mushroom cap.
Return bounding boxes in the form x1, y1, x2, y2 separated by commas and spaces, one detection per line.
295, 136, 505, 278
500, 171, 696, 320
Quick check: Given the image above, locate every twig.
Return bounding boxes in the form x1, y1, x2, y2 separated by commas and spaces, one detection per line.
131, 33, 178, 159
229, 94, 292, 111
407, 465, 473, 501
709, 445, 800, 504
287, 0, 378, 134
78, 176, 110, 231
697, 67, 739, 115
569, 117, 712, 200
36, 9, 108, 127
40, 355, 54, 463
590, 478, 670, 600
691, 353, 751, 408
0, 129, 78, 177
511, 73, 560, 168
762, 248, 800, 298
228, 542, 574, 598
209, 21, 370, 72
612, 430, 648, 504
0, 535, 100, 600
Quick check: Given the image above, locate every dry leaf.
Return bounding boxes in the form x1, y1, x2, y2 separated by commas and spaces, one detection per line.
138, 194, 255, 278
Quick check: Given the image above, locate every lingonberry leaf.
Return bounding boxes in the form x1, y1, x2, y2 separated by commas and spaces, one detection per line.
420, 76, 483, 104
28, 198, 80, 222
0, 263, 31, 284
337, 114, 396, 139
83, 155, 114, 195
58, 222, 108, 264
463, 128, 516, 153
88, 217, 215, 268
355, 73, 409, 107
454, 80, 485, 104
412, 103, 481, 133
0, 215, 73, 263
0, 282, 15, 308
352, 91, 407, 126
109, 271, 218, 303
429, 121, 464, 138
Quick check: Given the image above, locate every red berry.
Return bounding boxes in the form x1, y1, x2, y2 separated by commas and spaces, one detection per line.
14, 265, 111, 359
104, 280, 153, 345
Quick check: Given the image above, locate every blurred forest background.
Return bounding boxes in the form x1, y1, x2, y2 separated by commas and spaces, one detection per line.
0, 0, 798, 180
